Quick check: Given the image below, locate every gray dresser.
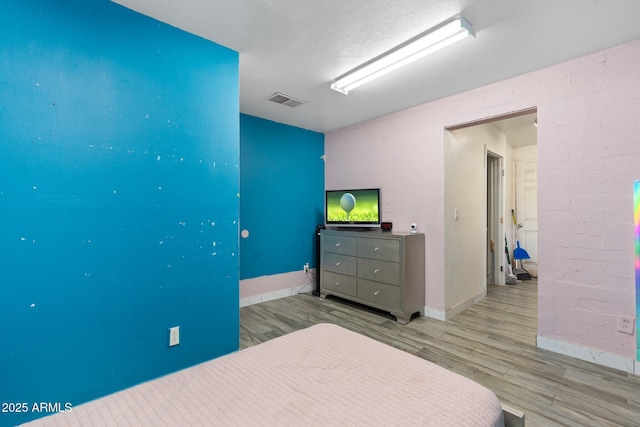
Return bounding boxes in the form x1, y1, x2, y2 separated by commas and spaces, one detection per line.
320, 229, 425, 324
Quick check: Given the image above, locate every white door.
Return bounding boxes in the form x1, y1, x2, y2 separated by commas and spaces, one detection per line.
515, 161, 538, 276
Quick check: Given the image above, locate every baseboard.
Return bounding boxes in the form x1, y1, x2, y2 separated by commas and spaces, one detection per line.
537, 335, 637, 375
424, 290, 487, 321
240, 269, 315, 308
240, 285, 312, 307
425, 307, 446, 321
446, 290, 486, 320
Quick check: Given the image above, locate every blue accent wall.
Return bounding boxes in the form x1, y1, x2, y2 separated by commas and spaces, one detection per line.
240, 114, 324, 279
0, 1, 239, 425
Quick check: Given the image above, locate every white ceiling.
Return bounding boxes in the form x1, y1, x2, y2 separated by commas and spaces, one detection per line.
489, 113, 537, 148
112, 0, 640, 143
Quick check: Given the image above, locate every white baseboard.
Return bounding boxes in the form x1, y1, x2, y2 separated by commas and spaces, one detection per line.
446, 290, 486, 320
425, 289, 487, 322
240, 270, 315, 308
425, 307, 446, 321
537, 335, 638, 375
240, 284, 313, 307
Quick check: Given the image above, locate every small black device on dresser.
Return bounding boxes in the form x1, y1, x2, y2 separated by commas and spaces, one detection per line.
381, 222, 392, 231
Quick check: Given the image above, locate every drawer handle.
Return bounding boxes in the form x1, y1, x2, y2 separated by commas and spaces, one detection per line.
336, 262, 341, 267
373, 269, 380, 274
374, 291, 380, 296
336, 281, 341, 287
335, 243, 341, 247
374, 247, 380, 252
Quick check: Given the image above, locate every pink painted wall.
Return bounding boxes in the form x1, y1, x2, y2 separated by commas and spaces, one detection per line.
325, 38, 640, 358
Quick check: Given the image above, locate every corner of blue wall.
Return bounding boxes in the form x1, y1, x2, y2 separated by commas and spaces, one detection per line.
239, 114, 325, 280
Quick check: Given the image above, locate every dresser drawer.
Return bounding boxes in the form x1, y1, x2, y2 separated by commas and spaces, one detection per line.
358, 279, 401, 310
322, 271, 357, 297
322, 234, 357, 256
357, 238, 400, 262
323, 252, 357, 276
357, 258, 400, 285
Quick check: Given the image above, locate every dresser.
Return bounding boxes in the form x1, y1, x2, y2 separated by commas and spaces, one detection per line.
320, 229, 425, 324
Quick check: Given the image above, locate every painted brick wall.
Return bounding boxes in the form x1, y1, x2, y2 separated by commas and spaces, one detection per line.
537, 42, 640, 359
326, 38, 640, 361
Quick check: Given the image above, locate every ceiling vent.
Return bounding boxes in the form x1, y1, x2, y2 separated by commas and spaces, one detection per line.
266, 92, 306, 108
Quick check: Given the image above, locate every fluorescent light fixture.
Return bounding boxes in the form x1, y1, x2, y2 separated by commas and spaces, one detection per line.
331, 15, 475, 94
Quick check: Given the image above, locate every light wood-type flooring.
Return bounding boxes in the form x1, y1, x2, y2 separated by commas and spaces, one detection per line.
240, 279, 640, 426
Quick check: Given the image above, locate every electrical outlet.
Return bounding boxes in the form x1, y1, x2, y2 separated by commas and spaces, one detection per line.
617, 316, 635, 335
169, 326, 180, 346
304, 262, 309, 273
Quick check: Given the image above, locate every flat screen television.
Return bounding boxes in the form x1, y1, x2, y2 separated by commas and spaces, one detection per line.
325, 188, 381, 228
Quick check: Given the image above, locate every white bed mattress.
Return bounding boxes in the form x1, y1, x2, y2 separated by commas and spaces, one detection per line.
23, 323, 505, 426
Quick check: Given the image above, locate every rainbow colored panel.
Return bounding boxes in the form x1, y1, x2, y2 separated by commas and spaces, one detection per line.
635, 181, 640, 362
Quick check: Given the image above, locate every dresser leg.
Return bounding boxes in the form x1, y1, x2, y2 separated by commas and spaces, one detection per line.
393, 312, 409, 324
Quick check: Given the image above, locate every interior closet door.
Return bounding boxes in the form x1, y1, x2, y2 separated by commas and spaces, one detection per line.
515, 161, 538, 277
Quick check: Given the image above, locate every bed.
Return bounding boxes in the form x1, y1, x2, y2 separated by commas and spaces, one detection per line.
23, 323, 512, 426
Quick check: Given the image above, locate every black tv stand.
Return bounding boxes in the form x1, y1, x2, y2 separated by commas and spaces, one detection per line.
313, 225, 325, 296
333, 227, 376, 232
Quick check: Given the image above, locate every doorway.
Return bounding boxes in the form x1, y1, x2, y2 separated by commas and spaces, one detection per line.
515, 160, 539, 277
482, 110, 538, 283
486, 151, 503, 286
444, 107, 537, 317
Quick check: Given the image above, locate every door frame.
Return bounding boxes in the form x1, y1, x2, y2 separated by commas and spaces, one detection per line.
486, 149, 505, 286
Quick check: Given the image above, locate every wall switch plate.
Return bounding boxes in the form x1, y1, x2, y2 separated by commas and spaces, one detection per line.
304, 262, 309, 272
617, 316, 635, 335
169, 326, 180, 346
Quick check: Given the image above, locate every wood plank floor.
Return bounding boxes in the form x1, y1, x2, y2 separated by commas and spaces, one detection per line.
240, 280, 640, 426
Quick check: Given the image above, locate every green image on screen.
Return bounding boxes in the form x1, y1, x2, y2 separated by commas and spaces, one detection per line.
326, 189, 379, 223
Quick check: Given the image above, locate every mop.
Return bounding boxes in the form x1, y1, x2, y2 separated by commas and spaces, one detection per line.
511, 209, 531, 280
505, 235, 518, 284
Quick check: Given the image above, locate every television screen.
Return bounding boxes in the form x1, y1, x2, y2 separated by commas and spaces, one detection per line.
325, 188, 380, 227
